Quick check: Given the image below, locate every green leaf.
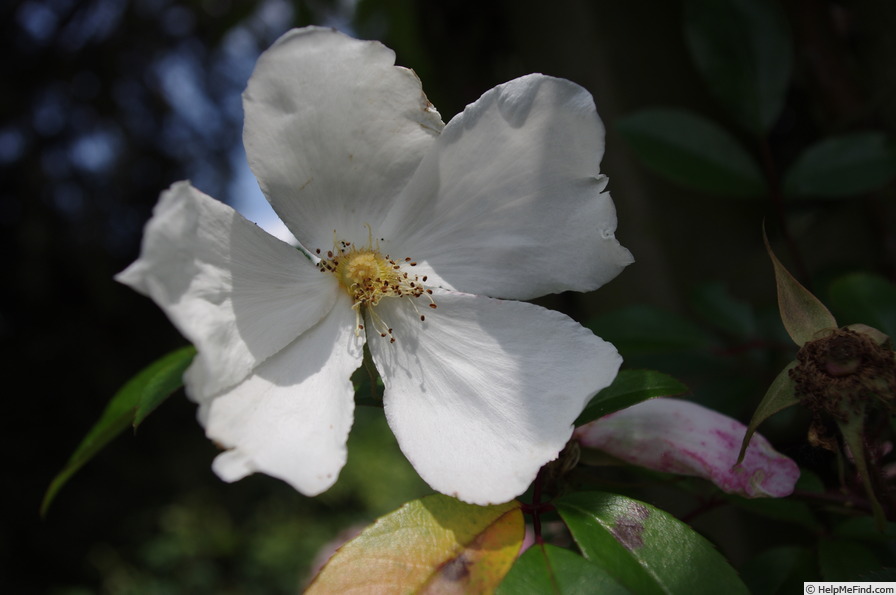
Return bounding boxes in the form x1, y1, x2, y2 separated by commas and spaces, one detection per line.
818, 538, 882, 581
765, 230, 837, 345
690, 282, 757, 338
497, 544, 630, 595
729, 493, 818, 531
829, 272, 896, 340
833, 516, 896, 543
617, 108, 766, 197
588, 304, 715, 357
575, 370, 688, 426
306, 494, 523, 594
737, 361, 799, 464
557, 492, 748, 595
684, 0, 793, 134
741, 545, 815, 594
134, 347, 196, 426
41, 346, 195, 516
783, 132, 896, 198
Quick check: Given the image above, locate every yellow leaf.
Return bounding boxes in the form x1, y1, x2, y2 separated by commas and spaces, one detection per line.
306, 495, 524, 594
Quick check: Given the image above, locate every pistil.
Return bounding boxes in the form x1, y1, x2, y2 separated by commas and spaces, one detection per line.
316, 239, 436, 341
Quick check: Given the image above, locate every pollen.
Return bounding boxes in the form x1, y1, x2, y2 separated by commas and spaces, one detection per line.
317, 237, 435, 341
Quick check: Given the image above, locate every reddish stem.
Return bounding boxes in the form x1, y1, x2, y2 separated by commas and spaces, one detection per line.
521, 467, 556, 545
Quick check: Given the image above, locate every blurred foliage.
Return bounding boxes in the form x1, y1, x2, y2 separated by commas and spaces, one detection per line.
5, 0, 896, 593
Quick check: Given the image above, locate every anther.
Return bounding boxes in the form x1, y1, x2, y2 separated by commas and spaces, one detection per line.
429, 304, 437, 309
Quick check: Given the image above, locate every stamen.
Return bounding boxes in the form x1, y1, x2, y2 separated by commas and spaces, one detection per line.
316, 233, 437, 343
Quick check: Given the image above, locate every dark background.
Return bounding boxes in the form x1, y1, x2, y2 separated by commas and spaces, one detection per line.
4, 0, 894, 592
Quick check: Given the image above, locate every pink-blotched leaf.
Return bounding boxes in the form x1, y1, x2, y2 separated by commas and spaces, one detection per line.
306, 494, 523, 594
556, 491, 749, 594
576, 398, 799, 498
764, 230, 837, 346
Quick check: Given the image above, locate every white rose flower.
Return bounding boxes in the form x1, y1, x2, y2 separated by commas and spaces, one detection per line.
117, 27, 633, 505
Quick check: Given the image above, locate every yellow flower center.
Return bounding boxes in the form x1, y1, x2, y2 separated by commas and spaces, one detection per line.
316, 239, 436, 342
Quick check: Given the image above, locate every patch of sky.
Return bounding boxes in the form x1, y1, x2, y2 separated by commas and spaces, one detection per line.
0, 128, 27, 165
112, 77, 157, 140
212, 0, 298, 240
69, 125, 123, 173
252, 0, 295, 39
161, 4, 195, 37
134, 0, 169, 19
141, 0, 357, 242
58, 0, 126, 51
15, 0, 60, 43
52, 181, 85, 218
41, 145, 71, 179
219, 0, 359, 241
32, 85, 69, 137
228, 146, 296, 244
320, 0, 361, 32
155, 49, 222, 141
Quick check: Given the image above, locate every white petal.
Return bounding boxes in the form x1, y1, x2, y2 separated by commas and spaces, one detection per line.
381, 74, 634, 300
243, 27, 444, 252
116, 181, 337, 399
203, 293, 364, 496
575, 398, 800, 498
367, 290, 621, 505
